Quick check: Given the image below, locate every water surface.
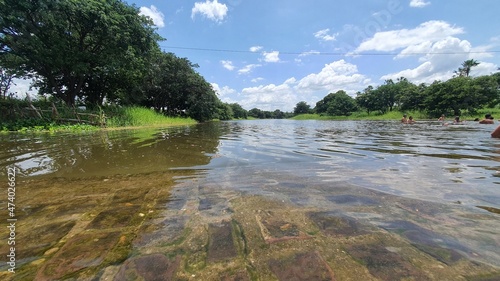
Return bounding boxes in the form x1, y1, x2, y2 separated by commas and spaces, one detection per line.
1, 120, 499, 279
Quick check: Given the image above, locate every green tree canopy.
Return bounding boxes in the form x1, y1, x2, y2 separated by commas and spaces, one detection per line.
293, 101, 311, 115
422, 75, 498, 116
325, 90, 357, 116
0, 0, 161, 106
229, 103, 248, 119
355, 85, 383, 115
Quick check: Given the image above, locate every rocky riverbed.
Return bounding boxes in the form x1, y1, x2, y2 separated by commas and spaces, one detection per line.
1, 169, 499, 281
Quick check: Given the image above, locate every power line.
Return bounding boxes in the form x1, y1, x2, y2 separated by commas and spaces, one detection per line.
160, 45, 500, 57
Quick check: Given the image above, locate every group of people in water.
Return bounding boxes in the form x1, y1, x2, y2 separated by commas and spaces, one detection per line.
401, 113, 500, 138
400, 114, 416, 124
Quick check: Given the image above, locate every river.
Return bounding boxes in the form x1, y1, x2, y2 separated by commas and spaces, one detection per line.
1, 120, 499, 280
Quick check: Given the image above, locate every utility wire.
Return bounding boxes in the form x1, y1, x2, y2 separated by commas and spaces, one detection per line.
160, 45, 500, 56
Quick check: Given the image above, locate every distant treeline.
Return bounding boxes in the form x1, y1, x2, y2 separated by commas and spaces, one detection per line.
294, 62, 500, 118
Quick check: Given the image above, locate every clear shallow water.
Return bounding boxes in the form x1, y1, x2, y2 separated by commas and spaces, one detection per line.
1, 119, 499, 209
201, 120, 500, 210
1, 119, 500, 270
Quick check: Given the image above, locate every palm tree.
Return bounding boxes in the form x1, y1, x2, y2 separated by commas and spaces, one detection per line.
455, 59, 480, 77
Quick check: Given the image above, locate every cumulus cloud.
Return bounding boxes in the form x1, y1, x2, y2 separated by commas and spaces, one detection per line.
380, 36, 498, 83
410, 0, 430, 8
191, 0, 228, 23
262, 51, 280, 63
355, 20, 464, 53
240, 79, 297, 111
249, 46, 263, 52
351, 20, 496, 84
238, 64, 261, 75
297, 60, 370, 94
221, 60, 235, 71
211, 83, 237, 98
139, 6, 165, 28
234, 60, 370, 111
314, 29, 337, 42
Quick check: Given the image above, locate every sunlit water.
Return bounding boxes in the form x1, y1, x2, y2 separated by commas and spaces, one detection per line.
1, 119, 500, 268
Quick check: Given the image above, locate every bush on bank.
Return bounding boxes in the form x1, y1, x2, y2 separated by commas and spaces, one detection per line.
0, 99, 196, 132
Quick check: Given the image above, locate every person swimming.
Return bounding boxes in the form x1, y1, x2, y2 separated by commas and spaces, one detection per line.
443, 116, 465, 126
453, 116, 465, 124
492, 124, 500, 138
479, 114, 494, 124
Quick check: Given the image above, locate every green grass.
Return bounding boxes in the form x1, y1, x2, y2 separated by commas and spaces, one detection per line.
291, 108, 500, 121
467, 108, 500, 120
0, 103, 196, 132
105, 106, 197, 127
0, 122, 98, 133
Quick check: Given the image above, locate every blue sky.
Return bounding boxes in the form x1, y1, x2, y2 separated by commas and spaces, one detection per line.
12, 0, 500, 111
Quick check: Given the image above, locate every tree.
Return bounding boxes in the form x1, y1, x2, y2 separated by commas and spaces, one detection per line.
376, 79, 398, 113
248, 108, 264, 119
0, 68, 15, 99
273, 109, 285, 119
139, 51, 220, 122
293, 101, 311, 115
325, 90, 357, 116
216, 102, 233, 121
455, 59, 480, 77
355, 86, 378, 115
183, 72, 219, 122
315, 93, 336, 114
0, 0, 161, 106
394, 77, 422, 111
229, 103, 248, 119
422, 75, 497, 116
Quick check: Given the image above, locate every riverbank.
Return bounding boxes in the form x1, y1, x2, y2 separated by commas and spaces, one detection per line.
291, 108, 500, 121
0, 104, 196, 132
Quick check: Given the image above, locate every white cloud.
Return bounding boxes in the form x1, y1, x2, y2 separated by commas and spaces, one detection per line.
211, 83, 236, 98
380, 36, 500, 83
191, 0, 228, 23
394, 41, 433, 59
251, 77, 264, 83
262, 51, 280, 63
238, 64, 261, 75
249, 46, 263, 52
240, 80, 297, 111
221, 60, 235, 71
409, 0, 430, 8
314, 29, 337, 42
297, 60, 370, 94
355, 20, 464, 53
139, 6, 165, 28
472, 62, 499, 76
234, 60, 370, 111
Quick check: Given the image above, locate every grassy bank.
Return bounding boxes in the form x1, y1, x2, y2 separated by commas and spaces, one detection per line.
291, 108, 500, 121
0, 100, 196, 132
105, 107, 196, 128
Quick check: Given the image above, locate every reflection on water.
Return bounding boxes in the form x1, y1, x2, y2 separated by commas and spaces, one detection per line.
1, 119, 500, 277
0, 122, 226, 178
1, 119, 498, 209
201, 120, 500, 208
